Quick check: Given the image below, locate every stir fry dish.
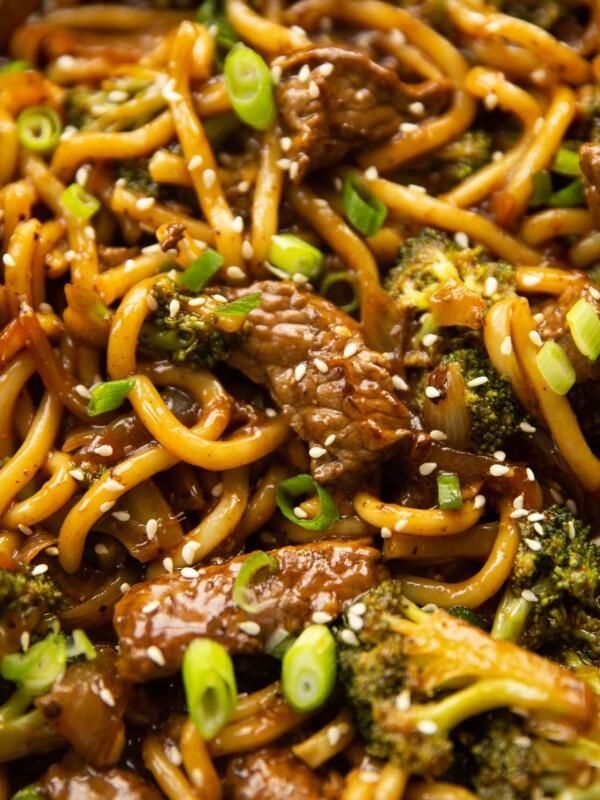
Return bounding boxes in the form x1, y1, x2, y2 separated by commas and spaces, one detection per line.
3, 0, 600, 797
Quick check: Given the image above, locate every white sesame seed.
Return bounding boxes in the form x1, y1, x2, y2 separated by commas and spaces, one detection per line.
381, 527, 392, 539
142, 244, 161, 254
327, 725, 342, 746
324, 434, 336, 446
312, 611, 333, 624
533, 522, 545, 536
294, 363, 307, 382
510, 509, 530, 519
343, 342, 359, 358
408, 183, 427, 193
99, 687, 116, 707
501, 336, 513, 356
394, 519, 408, 532
142, 600, 160, 614
531, 69, 548, 84
165, 299, 179, 319
567, 519, 576, 540
280, 136, 292, 152
136, 197, 155, 211
425, 386, 441, 399
314, 357, 329, 373
309, 446, 327, 458
347, 613, 364, 631
527, 512, 544, 522
31, 564, 48, 576
188, 297, 206, 308
422, 333, 439, 348
232, 215, 244, 233
319, 61, 335, 76
467, 376, 488, 388
526, 468, 536, 482
104, 479, 124, 492
525, 537, 542, 551
289, 162, 299, 181
474, 494, 486, 509
20, 631, 30, 652
294, 506, 308, 519
182, 540, 201, 565
392, 375, 409, 392
69, 469, 85, 481
100, 501, 115, 513
84, 226, 95, 239
111, 510, 130, 522
483, 276, 498, 297
120, 582, 130, 594
513, 494, 525, 509
308, 81, 320, 98
454, 231, 469, 249
239, 620, 261, 636
416, 720, 439, 735
38, 302, 54, 313
491, 150, 504, 163
298, 64, 311, 81
226, 266, 246, 281
181, 567, 200, 579
566, 499, 577, 514
520, 421, 536, 434
484, 92, 498, 110
2, 254, 15, 268
400, 122, 418, 133
589, 286, 600, 300
146, 293, 158, 311
203, 169, 217, 189
74, 383, 92, 400
188, 155, 203, 170
419, 462, 437, 476
147, 645, 166, 666
165, 744, 182, 766
211, 482, 224, 497
364, 166, 379, 181
521, 589, 538, 603
46, 546, 59, 556
494, 450, 506, 462
429, 429, 447, 441
95, 543, 109, 555
163, 556, 174, 573
146, 519, 158, 540
340, 629, 360, 647
271, 65, 282, 83
490, 464, 510, 477
265, 408, 277, 418
360, 772, 379, 784
408, 101, 425, 116
277, 158, 292, 170
529, 330, 543, 347
396, 689, 411, 711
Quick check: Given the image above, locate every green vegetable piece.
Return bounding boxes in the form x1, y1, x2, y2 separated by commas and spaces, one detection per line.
0, 60, 33, 74
179, 248, 224, 292
530, 170, 552, 208
343, 175, 387, 238
224, 45, 276, 131
232, 551, 278, 613
87, 378, 136, 416
281, 624, 337, 712
60, 183, 101, 221
437, 473, 463, 511
536, 341, 576, 395
552, 147, 580, 176
1, 632, 66, 697
566, 298, 600, 362
549, 177, 585, 208
17, 106, 63, 153
320, 270, 359, 314
275, 474, 339, 532
268, 234, 324, 281
215, 292, 262, 316
182, 638, 237, 740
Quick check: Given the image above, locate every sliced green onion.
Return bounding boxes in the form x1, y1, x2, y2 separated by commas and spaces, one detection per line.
179, 248, 224, 292
215, 292, 262, 316
281, 624, 336, 713
66, 629, 96, 661
536, 341, 576, 395
552, 147, 580, 176
233, 551, 278, 613
342, 175, 387, 238
17, 106, 63, 153
224, 45, 275, 131
447, 606, 487, 629
196, 0, 238, 50
275, 474, 339, 532
87, 378, 136, 416
60, 183, 101, 221
182, 638, 237, 740
437, 473, 463, 511
548, 177, 585, 208
530, 170, 552, 208
1, 632, 66, 696
566, 298, 600, 362
320, 271, 359, 314
10, 784, 42, 800
0, 60, 33, 74
268, 234, 324, 281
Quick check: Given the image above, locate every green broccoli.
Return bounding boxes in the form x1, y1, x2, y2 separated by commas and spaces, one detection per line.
337, 581, 597, 779
66, 78, 161, 132
139, 276, 246, 369
424, 347, 526, 453
433, 130, 493, 192
491, 505, 600, 660
116, 159, 161, 199
494, 0, 579, 31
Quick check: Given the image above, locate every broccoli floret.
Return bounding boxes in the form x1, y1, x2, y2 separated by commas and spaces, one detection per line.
424, 347, 526, 453
338, 581, 597, 779
492, 505, 600, 659
495, 0, 576, 30
116, 159, 161, 199
434, 130, 493, 191
0, 567, 63, 620
139, 276, 245, 369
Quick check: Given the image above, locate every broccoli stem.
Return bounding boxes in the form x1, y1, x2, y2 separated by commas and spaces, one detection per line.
0, 708, 63, 762
491, 585, 533, 642
0, 689, 32, 722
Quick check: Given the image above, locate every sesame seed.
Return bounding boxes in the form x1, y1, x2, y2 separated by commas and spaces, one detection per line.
501, 336, 513, 356
46, 547, 59, 556
17, 524, 32, 536
484, 92, 498, 110
95, 543, 109, 555
533, 522, 545, 536
492, 150, 504, 162
589, 286, 600, 300
239, 620, 261, 636
309, 446, 327, 458
429, 429, 447, 441
226, 266, 245, 282
531, 69, 548, 84
381, 527, 392, 539
454, 231, 469, 249
202, 169, 216, 189
312, 611, 333, 624
521, 274, 541, 287
408, 183, 427, 193
166, 745, 182, 765
308, 81, 320, 98
20, 631, 30, 652
74, 383, 92, 400
182, 540, 201, 565
324, 434, 336, 446
360, 772, 379, 784
314, 357, 329, 373
142, 244, 161, 254
214, 294, 228, 305
120, 582, 130, 594
347, 613, 363, 632
136, 197, 155, 211
112, 510, 130, 522
419, 462, 437, 476
181, 567, 200, 579
520, 421, 536, 434
513, 494, 524, 509
289, 162, 299, 180
416, 720, 439, 735
298, 64, 311, 81
343, 342, 359, 358
567, 519, 576, 539
148, 645, 166, 666
163, 557, 174, 573
188, 297, 206, 308
142, 600, 160, 614
232, 215, 244, 233
104, 479, 124, 492
271, 65, 282, 83
566, 499, 577, 514
510, 509, 530, 519
146, 519, 158, 539
394, 519, 408, 532
408, 101, 425, 116
526, 468, 536, 482
294, 506, 308, 519
340, 629, 360, 647
31, 564, 48, 576
483, 276, 498, 297
69, 469, 85, 481
364, 166, 379, 180
319, 62, 335, 76
327, 725, 343, 746
351, 602, 367, 616
425, 386, 441, 399
38, 302, 54, 313
521, 589, 538, 603
422, 333, 438, 348
490, 464, 510, 477
527, 512, 544, 522
294, 363, 307, 382
2, 254, 15, 268
146, 293, 158, 311
494, 450, 506, 462
100, 501, 115, 513
188, 154, 203, 170
395, 689, 411, 711
211, 482, 224, 497
525, 537, 542, 551
392, 375, 409, 391
99, 687, 116, 707
280, 136, 292, 152
400, 122, 418, 133
529, 330, 543, 347
84, 226, 95, 239
467, 376, 488, 388
474, 494, 486, 509
277, 158, 292, 170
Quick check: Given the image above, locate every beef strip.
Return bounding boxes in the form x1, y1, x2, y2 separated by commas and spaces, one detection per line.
275, 46, 449, 180
39, 753, 163, 800
36, 648, 129, 767
221, 281, 411, 489
114, 540, 383, 682
580, 143, 600, 224
225, 747, 344, 800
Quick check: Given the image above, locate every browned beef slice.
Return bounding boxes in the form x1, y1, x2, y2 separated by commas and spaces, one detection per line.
114, 540, 383, 682
225, 747, 343, 800
275, 45, 449, 180
39, 753, 163, 800
580, 143, 600, 225
223, 281, 411, 489
36, 648, 129, 767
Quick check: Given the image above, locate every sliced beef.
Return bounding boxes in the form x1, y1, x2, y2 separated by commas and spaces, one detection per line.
225, 747, 343, 800
39, 752, 163, 800
222, 281, 411, 488
114, 540, 383, 682
36, 648, 129, 767
275, 46, 449, 180
580, 143, 600, 225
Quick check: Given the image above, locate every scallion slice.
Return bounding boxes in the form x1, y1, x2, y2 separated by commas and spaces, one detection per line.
530, 170, 552, 208
566, 297, 600, 362
275, 474, 339, 532
179, 248, 224, 292
320, 271, 359, 314
60, 184, 101, 221
437, 473, 463, 511
343, 175, 387, 238
10, 783, 41, 799
552, 147, 580, 176
233, 551, 278, 613
548, 177, 585, 208
0, 60, 32, 74
281, 624, 336, 712
215, 292, 262, 316
66, 629, 96, 661
1, 632, 66, 696
87, 378, 136, 416
196, 0, 238, 49
182, 638, 237, 740
267, 234, 324, 281
536, 341, 576, 395
17, 106, 63, 153
224, 45, 275, 131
